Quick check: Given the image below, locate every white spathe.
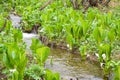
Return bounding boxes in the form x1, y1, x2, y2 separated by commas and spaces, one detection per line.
102, 54, 106, 60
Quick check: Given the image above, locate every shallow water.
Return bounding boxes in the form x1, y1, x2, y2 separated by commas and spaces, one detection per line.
22, 34, 103, 80
10, 14, 21, 28
45, 48, 103, 80
10, 13, 39, 53
10, 14, 103, 80
22, 32, 39, 53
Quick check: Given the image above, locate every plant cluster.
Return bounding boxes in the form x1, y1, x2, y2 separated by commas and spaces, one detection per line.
38, 1, 120, 79
0, 0, 120, 80
0, 18, 27, 80
0, 17, 60, 80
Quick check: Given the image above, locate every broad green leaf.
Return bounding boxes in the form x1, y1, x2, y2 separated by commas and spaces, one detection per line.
36, 47, 50, 66
66, 33, 73, 49
108, 29, 115, 43
93, 27, 101, 44
79, 46, 87, 60
114, 66, 120, 80
30, 38, 42, 54
53, 73, 60, 80
45, 70, 60, 80
13, 29, 23, 42
105, 44, 111, 61
12, 70, 19, 80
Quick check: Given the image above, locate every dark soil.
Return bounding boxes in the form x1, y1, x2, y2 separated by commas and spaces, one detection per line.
0, 66, 7, 80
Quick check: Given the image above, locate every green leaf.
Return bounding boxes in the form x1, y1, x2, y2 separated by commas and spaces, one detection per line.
108, 29, 115, 43
105, 44, 111, 61
36, 47, 50, 66
93, 27, 102, 44
45, 70, 60, 80
66, 33, 73, 49
12, 70, 19, 80
79, 46, 87, 60
114, 66, 120, 80
30, 38, 42, 54
98, 44, 111, 62
13, 29, 23, 42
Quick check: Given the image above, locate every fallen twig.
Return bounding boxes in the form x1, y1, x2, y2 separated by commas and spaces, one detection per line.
40, 0, 54, 10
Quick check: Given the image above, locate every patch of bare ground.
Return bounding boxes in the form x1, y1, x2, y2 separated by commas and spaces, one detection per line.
109, 1, 120, 8
112, 50, 120, 61
0, 66, 7, 80
0, 72, 7, 80
0, 62, 7, 80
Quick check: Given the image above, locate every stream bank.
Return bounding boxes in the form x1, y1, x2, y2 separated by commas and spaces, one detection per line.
9, 13, 104, 80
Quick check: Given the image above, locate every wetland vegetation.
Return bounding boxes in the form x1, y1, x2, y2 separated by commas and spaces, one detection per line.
0, 0, 120, 80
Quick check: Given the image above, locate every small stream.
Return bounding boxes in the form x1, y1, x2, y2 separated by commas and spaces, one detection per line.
46, 49, 103, 80
10, 14, 103, 80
